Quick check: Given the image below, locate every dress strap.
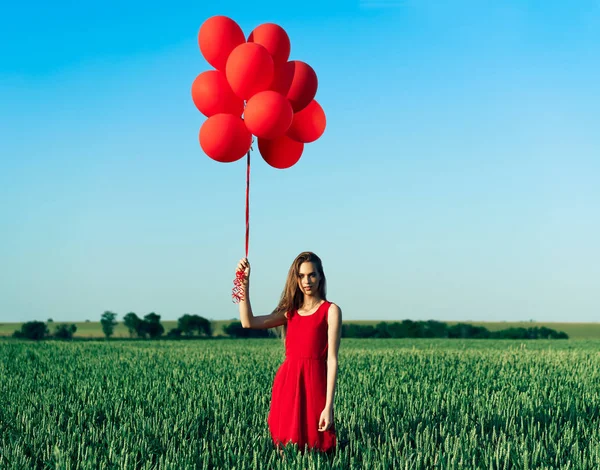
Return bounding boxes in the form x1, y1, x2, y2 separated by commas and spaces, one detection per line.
321, 301, 332, 319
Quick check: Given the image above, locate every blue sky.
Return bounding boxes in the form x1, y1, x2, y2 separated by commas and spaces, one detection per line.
1, 0, 599, 324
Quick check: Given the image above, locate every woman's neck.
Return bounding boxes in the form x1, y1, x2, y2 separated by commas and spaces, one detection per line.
302, 297, 323, 310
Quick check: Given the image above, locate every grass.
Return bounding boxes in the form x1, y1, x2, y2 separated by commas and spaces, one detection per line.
2, 338, 600, 469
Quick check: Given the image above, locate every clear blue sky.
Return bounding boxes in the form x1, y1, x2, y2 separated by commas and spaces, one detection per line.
1, 0, 599, 324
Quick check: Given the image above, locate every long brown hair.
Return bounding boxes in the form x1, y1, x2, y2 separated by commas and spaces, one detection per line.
274, 252, 327, 341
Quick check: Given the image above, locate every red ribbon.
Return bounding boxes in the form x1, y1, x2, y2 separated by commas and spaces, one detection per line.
232, 149, 250, 303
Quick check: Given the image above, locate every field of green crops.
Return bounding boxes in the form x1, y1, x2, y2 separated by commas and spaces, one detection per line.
2, 338, 600, 469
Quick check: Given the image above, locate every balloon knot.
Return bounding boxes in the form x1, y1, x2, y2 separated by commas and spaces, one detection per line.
232, 269, 246, 303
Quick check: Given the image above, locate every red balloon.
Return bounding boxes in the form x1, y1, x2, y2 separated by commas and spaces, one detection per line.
226, 43, 274, 100
244, 91, 293, 140
199, 114, 252, 163
287, 100, 326, 143
271, 60, 318, 112
191, 71, 244, 118
248, 23, 291, 66
258, 135, 304, 169
198, 16, 246, 71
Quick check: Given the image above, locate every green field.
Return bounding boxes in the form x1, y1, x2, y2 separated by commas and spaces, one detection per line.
2, 338, 600, 468
2, 319, 600, 339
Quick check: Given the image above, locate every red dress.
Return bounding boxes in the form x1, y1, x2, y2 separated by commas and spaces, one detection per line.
267, 300, 337, 453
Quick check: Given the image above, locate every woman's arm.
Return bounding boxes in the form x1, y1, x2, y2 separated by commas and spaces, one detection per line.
325, 303, 342, 409
319, 303, 342, 432
237, 258, 287, 330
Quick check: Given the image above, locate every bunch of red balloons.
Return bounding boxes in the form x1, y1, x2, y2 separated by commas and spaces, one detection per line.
192, 16, 326, 169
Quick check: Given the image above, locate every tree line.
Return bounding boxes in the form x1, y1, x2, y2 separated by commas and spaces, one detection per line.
12, 320, 78, 340
11, 312, 275, 341
12, 311, 216, 341
342, 320, 569, 340
11, 315, 568, 341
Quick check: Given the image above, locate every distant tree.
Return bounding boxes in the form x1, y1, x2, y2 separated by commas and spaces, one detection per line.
341, 324, 376, 338
448, 323, 490, 339
54, 324, 77, 340
336, 320, 568, 340
198, 317, 212, 336
536, 327, 554, 339
387, 322, 407, 338
374, 322, 391, 338
143, 312, 164, 339
178, 314, 195, 336
47, 318, 53, 323
167, 328, 182, 338
123, 312, 142, 338
423, 320, 449, 338
492, 327, 527, 340
178, 314, 212, 337
225, 321, 273, 338
403, 320, 426, 338
13, 321, 48, 340
100, 311, 118, 339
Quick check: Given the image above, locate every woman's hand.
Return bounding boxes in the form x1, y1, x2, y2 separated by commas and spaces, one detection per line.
318, 406, 333, 432
236, 258, 250, 287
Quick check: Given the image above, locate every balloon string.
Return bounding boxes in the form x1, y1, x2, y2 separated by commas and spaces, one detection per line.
245, 147, 250, 258
232, 148, 251, 303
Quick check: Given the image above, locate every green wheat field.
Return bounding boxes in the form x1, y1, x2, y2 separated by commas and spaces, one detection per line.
2, 337, 600, 469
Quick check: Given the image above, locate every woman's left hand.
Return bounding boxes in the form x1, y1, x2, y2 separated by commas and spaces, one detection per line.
318, 407, 333, 432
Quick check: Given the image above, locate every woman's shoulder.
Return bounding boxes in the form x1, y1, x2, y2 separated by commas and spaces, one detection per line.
325, 301, 341, 315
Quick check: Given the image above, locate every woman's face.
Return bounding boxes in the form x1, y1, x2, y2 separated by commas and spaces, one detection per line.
297, 261, 321, 296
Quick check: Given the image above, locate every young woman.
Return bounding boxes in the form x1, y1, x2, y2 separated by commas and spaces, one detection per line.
236, 251, 342, 454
